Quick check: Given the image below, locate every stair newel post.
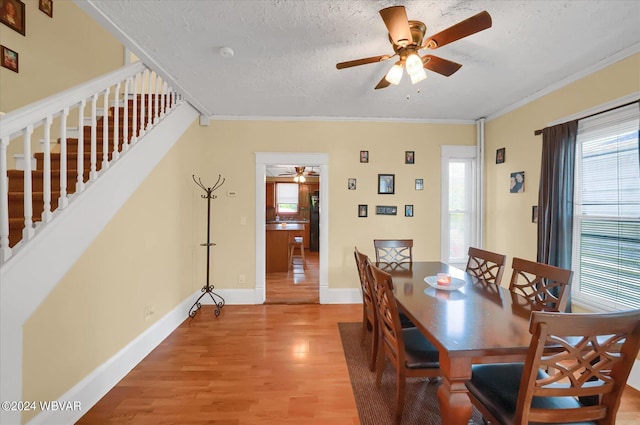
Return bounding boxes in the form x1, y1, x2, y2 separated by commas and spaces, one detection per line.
0, 136, 11, 261
41, 115, 52, 223
89, 94, 98, 181
189, 174, 226, 318
102, 87, 110, 171
112, 82, 121, 161
76, 99, 86, 193
59, 108, 68, 209
22, 125, 34, 242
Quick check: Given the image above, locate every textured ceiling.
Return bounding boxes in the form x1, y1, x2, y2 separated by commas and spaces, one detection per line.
81, 0, 640, 122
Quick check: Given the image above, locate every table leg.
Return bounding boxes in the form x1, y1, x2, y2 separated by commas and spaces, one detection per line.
436, 356, 473, 425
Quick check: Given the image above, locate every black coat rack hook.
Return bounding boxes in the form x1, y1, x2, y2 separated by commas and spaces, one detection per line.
189, 174, 226, 318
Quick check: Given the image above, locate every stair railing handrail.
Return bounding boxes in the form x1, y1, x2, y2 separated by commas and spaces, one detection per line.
1, 61, 183, 265
0, 62, 145, 139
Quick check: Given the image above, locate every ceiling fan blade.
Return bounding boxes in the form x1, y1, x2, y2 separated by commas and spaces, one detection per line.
336, 55, 390, 69
422, 55, 462, 77
379, 6, 413, 46
374, 76, 391, 90
423, 11, 492, 50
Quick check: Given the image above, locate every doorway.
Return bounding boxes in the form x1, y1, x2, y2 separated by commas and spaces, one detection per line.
264, 166, 320, 303
254, 153, 329, 305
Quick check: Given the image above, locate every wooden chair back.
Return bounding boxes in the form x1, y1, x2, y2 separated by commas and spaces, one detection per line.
373, 239, 413, 264
508, 257, 573, 312
516, 309, 640, 424
367, 260, 405, 367
354, 247, 378, 371
465, 247, 507, 287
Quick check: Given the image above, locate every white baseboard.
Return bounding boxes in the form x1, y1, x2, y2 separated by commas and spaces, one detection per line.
26, 292, 198, 425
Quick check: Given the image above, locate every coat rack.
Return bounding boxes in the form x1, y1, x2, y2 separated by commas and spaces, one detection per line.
189, 174, 226, 318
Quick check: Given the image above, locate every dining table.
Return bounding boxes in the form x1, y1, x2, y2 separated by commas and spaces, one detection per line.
377, 261, 535, 425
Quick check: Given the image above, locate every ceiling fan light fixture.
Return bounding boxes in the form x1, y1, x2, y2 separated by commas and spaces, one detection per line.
385, 63, 403, 85
410, 68, 427, 84
294, 175, 306, 183
405, 52, 423, 76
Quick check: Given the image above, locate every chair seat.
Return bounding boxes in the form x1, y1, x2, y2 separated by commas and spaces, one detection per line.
466, 363, 596, 425
402, 327, 439, 369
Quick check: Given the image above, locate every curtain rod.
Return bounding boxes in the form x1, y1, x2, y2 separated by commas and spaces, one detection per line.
534, 99, 639, 136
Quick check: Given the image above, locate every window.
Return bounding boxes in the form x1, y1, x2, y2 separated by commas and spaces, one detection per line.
441, 146, 477, 268
571, 102, 640, 311
276, 183, 299, 214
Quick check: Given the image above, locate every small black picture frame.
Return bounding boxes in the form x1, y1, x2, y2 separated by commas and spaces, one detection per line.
496, 147, 505, 164
405, 151, 415, 164
360, 150, 369, 163
378, 174, 395, 194
532, 205, 538, 223
358, 204, 367, 218
348, 178, 356, 190
415, 178, 423, 190
405, 205, 414, 217
376, 205, 397, 215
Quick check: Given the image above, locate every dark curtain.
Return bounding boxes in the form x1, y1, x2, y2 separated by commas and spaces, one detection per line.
537, 120, 578, 312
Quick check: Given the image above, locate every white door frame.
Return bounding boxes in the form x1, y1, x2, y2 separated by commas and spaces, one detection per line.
254, 152, 329, 304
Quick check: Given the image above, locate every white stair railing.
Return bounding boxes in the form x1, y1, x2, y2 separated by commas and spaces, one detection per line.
0, 62, 184, 265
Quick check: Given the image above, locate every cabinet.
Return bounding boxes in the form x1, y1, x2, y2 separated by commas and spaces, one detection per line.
266, 182, 275, 208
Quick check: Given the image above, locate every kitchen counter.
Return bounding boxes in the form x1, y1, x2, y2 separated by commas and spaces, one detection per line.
265, 223, 306, 272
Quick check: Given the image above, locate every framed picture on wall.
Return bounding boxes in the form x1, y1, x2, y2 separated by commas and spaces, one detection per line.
0, 45, 18, 73
415, 178, 424, 190
405, 151, 415, 164
378, 174, 395, 194
496, 147, 505, 164
376, 205, 397, 215
405, 205, 414, 217
0, 0, 26, 36
532, 205, 538, 223
358, 204, 367, 218
39, 0, 53, 18
348, 178, 356, 190
360, 150, 369, 163
510, 171, 525, 193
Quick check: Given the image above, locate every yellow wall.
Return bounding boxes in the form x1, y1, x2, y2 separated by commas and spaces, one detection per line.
484, 53, 640, 269
22, 121, 205, 422
0, 0, 123, 112
21, 119, 474, 414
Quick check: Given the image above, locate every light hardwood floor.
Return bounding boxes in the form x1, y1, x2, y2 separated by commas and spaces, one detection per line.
265, 250, 319, 304
78, 274, 640, 424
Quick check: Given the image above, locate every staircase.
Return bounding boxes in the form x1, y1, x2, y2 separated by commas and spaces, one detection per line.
5, 98, 165, 248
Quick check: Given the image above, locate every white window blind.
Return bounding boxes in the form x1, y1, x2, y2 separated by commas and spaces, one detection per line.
276, 183, 299, 213
572, 102, 640, 311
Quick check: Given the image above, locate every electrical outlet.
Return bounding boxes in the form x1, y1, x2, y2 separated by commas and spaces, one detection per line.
238, 274, 245, 284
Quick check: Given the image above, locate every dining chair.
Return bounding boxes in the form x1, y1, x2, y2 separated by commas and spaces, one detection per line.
508, 257, 573, 312
465, 309, 640, 425
354, 247, 378, 371
367, 259, 440, 425
373, 239, 413, 264
465, 246, 507, 287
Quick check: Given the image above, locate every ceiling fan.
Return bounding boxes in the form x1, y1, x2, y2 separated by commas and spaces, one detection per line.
279, 166, 319, 182
336, 6, 492, 89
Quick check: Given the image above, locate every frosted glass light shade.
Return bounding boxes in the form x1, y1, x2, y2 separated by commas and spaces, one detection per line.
410, 68, 427, 84
385, 64, 403, 85
405, 53, 423, 76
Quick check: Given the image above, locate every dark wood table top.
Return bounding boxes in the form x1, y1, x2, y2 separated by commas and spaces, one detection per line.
379, 261, 534, 359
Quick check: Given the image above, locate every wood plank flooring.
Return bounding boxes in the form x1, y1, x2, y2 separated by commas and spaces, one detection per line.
265, 250, 319, 304
77, 304, 360, 424
78, 286, 640, 424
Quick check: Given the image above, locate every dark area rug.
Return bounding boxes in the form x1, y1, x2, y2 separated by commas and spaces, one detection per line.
338, 322, 484, 425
